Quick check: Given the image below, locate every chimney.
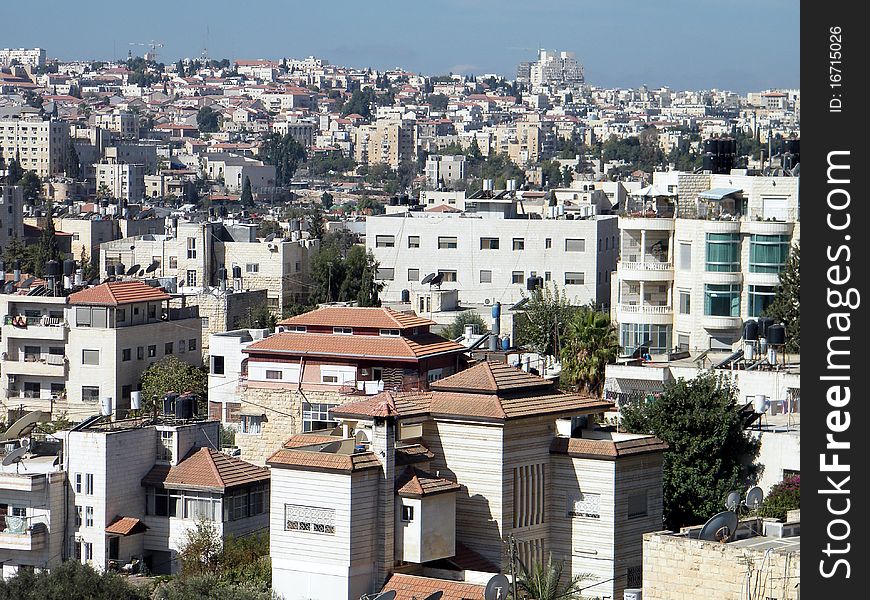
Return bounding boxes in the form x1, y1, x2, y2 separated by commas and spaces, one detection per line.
371, 416, 396, 589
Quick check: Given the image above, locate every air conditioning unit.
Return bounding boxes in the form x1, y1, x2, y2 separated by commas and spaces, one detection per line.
483, 298, 492, 306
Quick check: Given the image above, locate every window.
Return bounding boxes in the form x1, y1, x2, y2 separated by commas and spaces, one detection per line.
303, 402, 338, 432
748, 285, 778, 317
408, 236, 420, 248
512, 271, 524, 284
480, 270, 492, 283
84, 541, 93, 562
202, 317, 210, 329
333, 327, 353, 335
438, 236, 457, 249
402, 505, 414, 522
627, 565, 643, 589
678, 242, 692, 271
82, 386, 99, 402
438, 270, 457, 282
567, 491, 601, 519
480, 237, 500, 250
122, 348, 131, 362
287, 325, 306, 333
158, 431, 174, 463
212, 356, 225, 375
564, 272, 585, 285
75, 505, 82, 527
186, 270, 197, 287
677, 334, 690, 351
265, 370, 282, 380
184, 491, 219, 521
544, 272, 551, 282
284, 504, 335, 535
750, 235, 790, 273
375, 235, 395, 247
86, 473, 94, 495
146, 488, 171, 517
116, 309, 126, 322
137, 346, 144, 360
186, 237, 197, 259
379, 329, 400, 337
627, 491, 648, 518
565, 238, 585, 252
148, 345, 157, 358
704, 284, 741, 317
407, 268, 419, 282
245, 263, 259, 273
75, 473, 82, 493
705, 233, 740, 272
188, 339, 197, 351
169, 256, 178, 269
165, 342, 174, 355
240, 415, 264, 434
620, 323, 672, 355
545, 238, 552, 249
82, 349, 100, 365
321, 366, 355, 384
678, 291, 691, 315
512, 238, 525, 251
85, 506, 94, 527
377, 268, 395, 280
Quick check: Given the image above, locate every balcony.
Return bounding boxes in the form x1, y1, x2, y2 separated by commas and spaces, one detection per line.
2, 315, 67, 340
2, 355, 66, 377
0, 515, 48, 551
615, 303, 673, 325
618, 260, 674, 282
702, 314, 743, 329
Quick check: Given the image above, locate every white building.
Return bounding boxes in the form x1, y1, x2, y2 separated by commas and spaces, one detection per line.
367, 193, 618, 307
96, 162, 145, 202
0, 115, 70, 178
0, 48, 46, 68
529, 49, 584, 88
0, 186, 25, 256
206, 328, 271, 422
424, 154, 465, 188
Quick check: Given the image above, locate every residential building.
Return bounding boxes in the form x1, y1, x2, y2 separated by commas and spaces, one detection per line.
354, 119, 416, 168
217, 306, 468, 464
92, 111, 139, 140
207, 328, 272, 423
190, 288, 269, 352
203, 153, 276, 193
96, 162, 145, 202
528, 50, 585, 88
0, 115, 71, 177
613, 172, 800, 354
424, 155, 465, 188
0, 48, 46, 68
272, 119, 316, 147
268, 361, 664, 600
367, 193, 619, 306
0, 186, 25, 255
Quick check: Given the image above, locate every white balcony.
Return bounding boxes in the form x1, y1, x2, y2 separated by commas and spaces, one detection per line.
2, 356, 66, 377
616, 303, 674, 325
0, 516, 48, 551
702, 315, 743, 329
618, 260, 674, 282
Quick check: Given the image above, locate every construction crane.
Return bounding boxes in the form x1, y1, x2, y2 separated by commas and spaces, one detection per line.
128, 40, 164, 62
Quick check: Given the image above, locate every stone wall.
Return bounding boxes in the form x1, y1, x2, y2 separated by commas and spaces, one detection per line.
642, 531, 800, 600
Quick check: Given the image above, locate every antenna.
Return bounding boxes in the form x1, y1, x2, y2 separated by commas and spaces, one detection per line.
698, 510, 739, 543
745, 486, 764, 511
724, 491, 741, 512
2, 445, 27, 467
484, 574, 510, 600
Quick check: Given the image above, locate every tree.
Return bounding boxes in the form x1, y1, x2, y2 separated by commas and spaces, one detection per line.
759, 474, 800, 521
65, 140, 81, 178
258, 133, 306, 186
196, 106, 221, 133
178, 519, 223, 576
5, 154, 23, 185
306, 207, 325, 241
240, 176, 254, 206
763, 243, 799, 352
33, 207, 63, 277
620, 372, 761, 530
0, 560, 149, 600
443, 310, 488, 340
139, 356, 208, 412
18, 170, 41, 205
560, 306, 619, 395
428, 93, 449, 111
513, 554, 591, 600
356, 195, 385, 215
514, 284, 574, 357
321, 191, 334, 210
238, 303, 278, 329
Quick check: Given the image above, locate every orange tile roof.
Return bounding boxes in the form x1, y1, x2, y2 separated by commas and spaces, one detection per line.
68, 280, 170, 306
244, 332, 465, 361
105, 516, 148, 536
396, 466, 460, 498
430, 361, 552, 394
141, 448, 270, 491
267, 448, 382, 473
382, 574, 485, 600
278, 306, 435, 329
331, 392, 400, 418
283, 432, 343, 448
550, 435, 668, 460
395, 444, 435, 465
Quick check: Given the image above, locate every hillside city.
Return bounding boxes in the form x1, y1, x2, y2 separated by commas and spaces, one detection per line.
0, 46, 800, 600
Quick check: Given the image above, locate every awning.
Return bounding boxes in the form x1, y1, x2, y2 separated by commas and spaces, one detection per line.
698, 187, 742, 200
634, 184, 673, 197
238, 406, 267, 417
106, 516, 148, 536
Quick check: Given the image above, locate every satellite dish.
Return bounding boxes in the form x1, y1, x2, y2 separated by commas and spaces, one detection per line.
138, 270, 145, 277
484, 574, 510, 600
725, 491, 741, 511
20, 276, 35, 288
370, 592, 396, 600
1, 411, 50, 442
3, 282, 14, 293
698, 510, 739, 542
420, 272, 436, 285
430, 272, 444, 286
2, 445, 27, 467
265, 233, 276, 242
126, 264, 141, 276
422, 592, 443, 600
145, 261, 159, 273
745, 486, 764, 510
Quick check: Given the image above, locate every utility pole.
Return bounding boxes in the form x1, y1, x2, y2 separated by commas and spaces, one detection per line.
509, 534, 519, 600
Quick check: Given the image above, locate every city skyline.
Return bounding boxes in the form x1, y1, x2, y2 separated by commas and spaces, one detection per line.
3, 0, 799, 93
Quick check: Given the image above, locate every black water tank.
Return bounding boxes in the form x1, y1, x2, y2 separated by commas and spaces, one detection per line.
12, 260, 20, 271
527, 276, 543, 291
400, 289, 410, 303
163, 393, 177, 415
704, 139, 719, 154
175, 394, 195, 420
757, 316, 774, 338
703, 154, 718, 172
767, 324, 786, 346
45, 260, 61, 278
116, 263, 125, 276
743, 320, 759, 341
218, 267, 227, 281
232, 265, 242, 279
63, 259, 76, 277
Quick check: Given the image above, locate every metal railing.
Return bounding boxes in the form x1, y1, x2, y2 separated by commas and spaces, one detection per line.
617, 303, 673, 315
4, 315, 66, 327
619, 261, 673, 271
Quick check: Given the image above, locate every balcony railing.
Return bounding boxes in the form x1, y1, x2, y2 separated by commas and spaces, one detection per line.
4, 315, 65, 328
617, 303, 673, 315
619, 261, 673, 271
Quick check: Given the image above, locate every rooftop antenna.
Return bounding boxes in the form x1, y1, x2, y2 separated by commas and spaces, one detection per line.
698, 510, 739, 543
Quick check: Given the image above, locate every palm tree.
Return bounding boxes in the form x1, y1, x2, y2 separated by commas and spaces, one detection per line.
560, 306, 619, 396
513, 554, 592, 600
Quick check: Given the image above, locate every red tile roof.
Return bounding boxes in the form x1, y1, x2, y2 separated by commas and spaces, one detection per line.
278, 306, 435, 330
382, 574, 485, 600
68, 280, 170, 306
396, 466, 460, 498
395, 443, 435, 465
244, 332, 465, 361
430, 361, 552, 394
267, 448, 382, 473
550, 435, 668, 460
105, 516, 148, 536
141, 447, 270, 491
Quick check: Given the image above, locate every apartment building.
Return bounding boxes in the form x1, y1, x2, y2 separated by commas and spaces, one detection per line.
613, 172, 800, 354
272, 119, 316, 148
96, 162, 145, 202
203, 153, 276, 193
367, 194, 619, 307
215, 306, 467, 465
0, 48, 46, 68
0, 114, 71, 177
0, 186, 25, 255
353, 119, 416, 168
424, 154, 465, 188
268, 361, 665, 600
92, 110, 139, 140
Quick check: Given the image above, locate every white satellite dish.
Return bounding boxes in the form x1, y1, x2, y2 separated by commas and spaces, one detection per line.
745, 486, 764, 510
724, 490, 741, 511
485, 574, 511, 600
2, 445, 27, 467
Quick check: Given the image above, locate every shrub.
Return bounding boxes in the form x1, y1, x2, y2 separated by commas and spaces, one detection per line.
759, 475, 800, 521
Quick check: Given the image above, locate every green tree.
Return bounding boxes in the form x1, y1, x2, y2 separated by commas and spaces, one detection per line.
759, 474, 800, 521
763, 243, 799, 352
178, 519, 223, 576
5, 155, 23, 185
139, 356, 208, 412
2, 239, 38, 275
0, 559, 149, 600
240, 176, 254, 206
258, 133, 306, 186
443, 310, 488, 340
196, 106, 221, 133
18, 170, 41, 204
238, 303, 278, 329
321, 191, 334, 210
514, 284, 574, 357
620, 372, 761, 530
152, 575, 272, 600
65, 140, 81, 178
306, 207, 325, 241
33, 208, 62, 277
356, 195, 385, 215
513, 553, 591, 600
560, 306, 619, 395
428, 93, 449, 111
340, 88, 376, 119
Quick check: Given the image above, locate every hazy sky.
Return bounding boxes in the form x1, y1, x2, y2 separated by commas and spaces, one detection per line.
3, 0, 799, 92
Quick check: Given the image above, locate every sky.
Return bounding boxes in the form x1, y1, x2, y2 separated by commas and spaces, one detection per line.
3, 0, 799, 93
